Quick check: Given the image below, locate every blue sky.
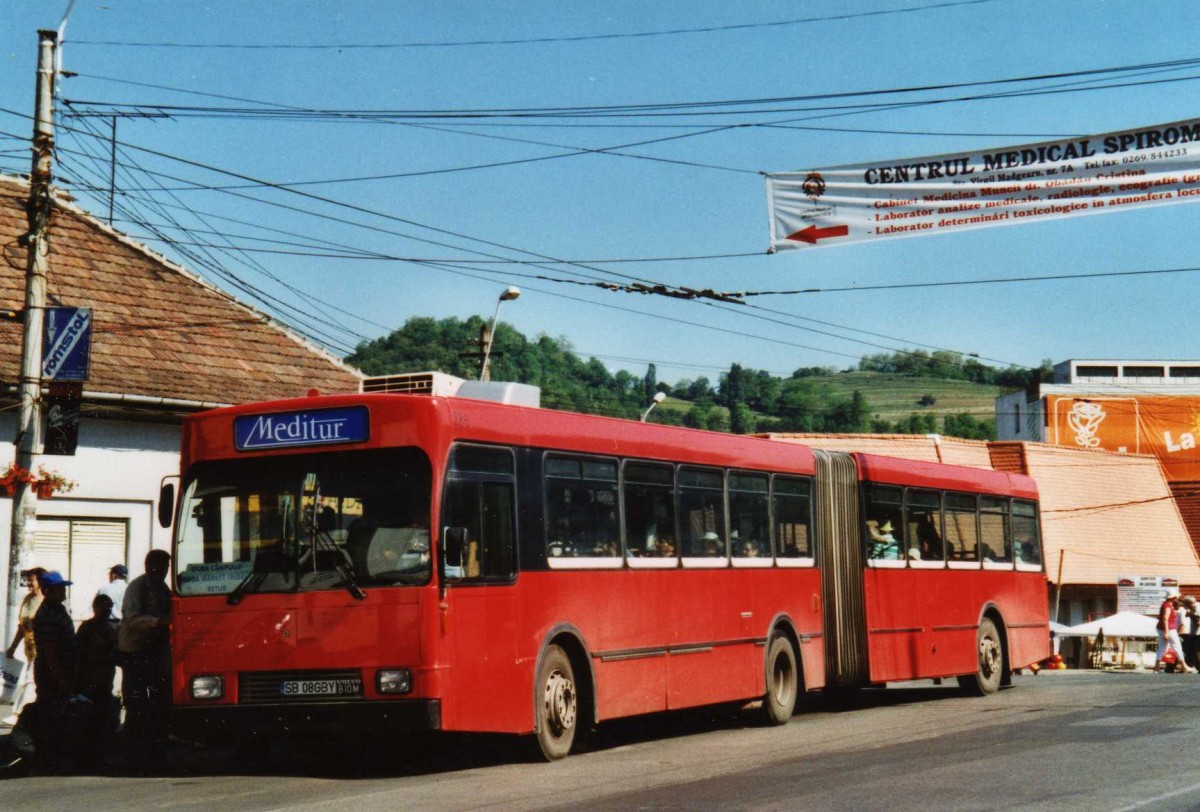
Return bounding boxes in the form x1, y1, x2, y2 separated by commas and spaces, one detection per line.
2, 1, 1198, 387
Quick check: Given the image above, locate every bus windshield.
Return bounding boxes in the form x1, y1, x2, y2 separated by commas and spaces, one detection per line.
175, 448, 432, 598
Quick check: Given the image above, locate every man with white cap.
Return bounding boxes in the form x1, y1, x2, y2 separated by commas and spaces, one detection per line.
97, 564, 128, 621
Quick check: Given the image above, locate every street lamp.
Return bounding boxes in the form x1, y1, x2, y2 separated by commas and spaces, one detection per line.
641, 391, 667, 422
481, 286, 520, 381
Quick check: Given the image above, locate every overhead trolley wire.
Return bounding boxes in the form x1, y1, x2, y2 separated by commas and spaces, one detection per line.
63, 56, 1200, 121
55, 124, 364, 354
67, 1, 1004, 49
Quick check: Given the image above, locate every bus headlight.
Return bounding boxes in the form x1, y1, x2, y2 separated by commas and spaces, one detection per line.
376, 669, 412, 694
190, 674, 224, 700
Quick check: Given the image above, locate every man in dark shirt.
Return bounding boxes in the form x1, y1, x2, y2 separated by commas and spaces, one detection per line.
32, 570, 78, 705
119, 549, 172, 765
30, 570, 80, 770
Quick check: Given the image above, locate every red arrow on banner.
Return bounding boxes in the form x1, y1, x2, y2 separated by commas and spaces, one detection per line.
786, 224, 849, 244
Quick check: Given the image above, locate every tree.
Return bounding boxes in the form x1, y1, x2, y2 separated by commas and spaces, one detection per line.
643, 363, 658, 406
731, 403, 757, 435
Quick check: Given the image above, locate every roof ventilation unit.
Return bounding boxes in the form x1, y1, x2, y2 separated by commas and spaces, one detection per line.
361, 371, 540, 407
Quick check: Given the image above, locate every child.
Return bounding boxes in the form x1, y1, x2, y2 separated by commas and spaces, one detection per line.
76, 594, 119, 762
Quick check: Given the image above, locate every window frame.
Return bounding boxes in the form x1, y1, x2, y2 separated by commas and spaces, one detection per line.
904, 487, 946, 570
863, 483, 906, 569
677, 465, 729, 569
728, 470, 772, 569
944, 491, 982, 570
979, 495, 1014, 571
1012, 499, 1044, 573
772, 474, 815, 568
441, 442, 519, 584
623, 459, 680, 570
542, 451, 623, 571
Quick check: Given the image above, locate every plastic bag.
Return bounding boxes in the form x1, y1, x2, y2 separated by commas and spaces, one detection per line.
1, 656, 23, 705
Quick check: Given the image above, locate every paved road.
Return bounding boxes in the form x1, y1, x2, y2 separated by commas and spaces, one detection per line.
3, 671, 1199, 811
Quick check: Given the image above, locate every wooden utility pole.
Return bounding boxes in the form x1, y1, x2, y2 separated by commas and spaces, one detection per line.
5, 30, 55, 652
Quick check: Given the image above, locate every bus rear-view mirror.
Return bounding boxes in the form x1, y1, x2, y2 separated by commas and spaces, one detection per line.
158, 482, 176, 529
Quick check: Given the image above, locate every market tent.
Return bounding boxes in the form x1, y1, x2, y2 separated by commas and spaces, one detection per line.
1059, 611, 1158, 638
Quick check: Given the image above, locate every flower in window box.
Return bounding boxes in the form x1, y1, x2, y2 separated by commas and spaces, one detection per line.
0, 463, 34, 496
33, 466, 76, 497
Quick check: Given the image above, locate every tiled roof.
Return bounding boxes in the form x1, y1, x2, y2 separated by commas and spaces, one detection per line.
760, 433, 994, 468
760, 433, 1200, 586
1168, 482, 1200, 560
1023, 443, 1200, 585
0, 176, 362, 406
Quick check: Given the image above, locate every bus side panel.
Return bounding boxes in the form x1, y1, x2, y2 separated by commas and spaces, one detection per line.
862, 569, 922, 683
521, 571, 671, 724
594, 658, 668, 720
994, 572, 1052, 669
666, 569, 717, 708
439, 587, 528, 733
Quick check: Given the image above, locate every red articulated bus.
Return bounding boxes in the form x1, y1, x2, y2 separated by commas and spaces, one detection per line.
165, 384, 1049, 759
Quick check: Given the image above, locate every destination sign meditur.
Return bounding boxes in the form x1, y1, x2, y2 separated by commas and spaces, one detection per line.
765, 117, 1200, 252
234, 406, 369, 451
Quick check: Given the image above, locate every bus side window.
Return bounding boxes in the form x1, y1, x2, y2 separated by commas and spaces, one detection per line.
1012, 500, 1043, 569
979, 497, 1011, 564
729, 473, 769, 559
863, 484, 904, 561
623, 461, 676, 559
545, 455, 620, 559
944, 493, 979, 563
772, 476, 812, 560
678, 467, 727, 559
443, 445, 517, 581
904, 488, 944, 562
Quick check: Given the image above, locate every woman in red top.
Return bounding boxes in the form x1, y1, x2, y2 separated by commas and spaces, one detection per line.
1156, 595, 1194, 673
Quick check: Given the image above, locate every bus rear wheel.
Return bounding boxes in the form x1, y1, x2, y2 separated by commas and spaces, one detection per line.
534, 644, 578, 760
958, 617, 1004, 696
761, 634, 799, 725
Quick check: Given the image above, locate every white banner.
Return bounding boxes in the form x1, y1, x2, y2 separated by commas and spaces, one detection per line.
766, 117, 1200, 251
1116, 574, 1179, 615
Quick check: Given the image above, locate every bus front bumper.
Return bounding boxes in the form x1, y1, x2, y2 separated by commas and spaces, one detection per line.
171, 699, 441, 744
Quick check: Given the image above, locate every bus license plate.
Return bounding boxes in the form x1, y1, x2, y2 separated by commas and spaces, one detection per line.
280, 679, 361, 697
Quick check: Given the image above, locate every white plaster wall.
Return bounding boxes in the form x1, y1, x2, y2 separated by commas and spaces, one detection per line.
0, 413, 182, 588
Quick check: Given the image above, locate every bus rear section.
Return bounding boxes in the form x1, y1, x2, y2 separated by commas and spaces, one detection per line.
811, 450, 1050, 694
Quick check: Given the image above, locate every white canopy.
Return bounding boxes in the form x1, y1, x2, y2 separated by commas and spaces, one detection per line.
1058, 611, 1158, 638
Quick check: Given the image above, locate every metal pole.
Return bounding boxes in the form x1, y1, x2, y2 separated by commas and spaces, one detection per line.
5, 30, 54, 654
108, 115, 116, 225
1052, 548, 1065, 624
479, 305, 502, 382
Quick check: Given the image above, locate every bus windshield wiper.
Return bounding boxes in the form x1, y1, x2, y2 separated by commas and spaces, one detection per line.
307, 489, 366, 602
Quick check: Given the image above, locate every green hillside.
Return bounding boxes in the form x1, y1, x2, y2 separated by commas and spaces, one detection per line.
805, 372, 1003, 424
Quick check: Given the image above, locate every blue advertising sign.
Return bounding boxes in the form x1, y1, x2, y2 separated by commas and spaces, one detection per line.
42, 307, 92, 382
234, 406, 369, 451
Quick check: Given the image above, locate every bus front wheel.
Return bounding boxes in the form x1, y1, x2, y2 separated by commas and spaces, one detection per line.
534, 644, 578, 760
958, 617, 1004, 696
761, 634, 799, 725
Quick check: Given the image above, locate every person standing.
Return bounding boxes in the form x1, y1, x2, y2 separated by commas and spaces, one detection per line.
1182, 596, 1200, 671
31, 571, 78, 705
76, 593, 119, 765
97, 564, 128, 621
3, 567, 46, 725
1155, 594, 1193, 673
30, 570, 81, 770
118, 550, 172, 764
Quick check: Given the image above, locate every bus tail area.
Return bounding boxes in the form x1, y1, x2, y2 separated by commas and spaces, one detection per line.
165, 390, 1049, 760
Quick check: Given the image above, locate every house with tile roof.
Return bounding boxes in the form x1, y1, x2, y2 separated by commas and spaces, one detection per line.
761, 432, 1200, 626
0, 175, 362, 618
